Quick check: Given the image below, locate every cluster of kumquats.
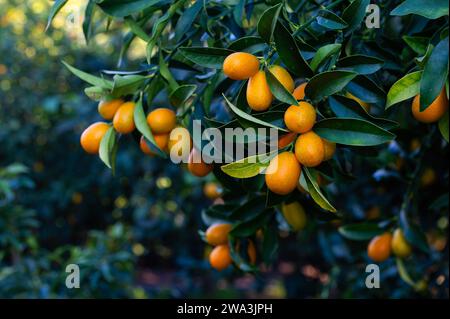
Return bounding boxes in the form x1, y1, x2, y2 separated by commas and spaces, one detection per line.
367, 228, 413, 262
79, 99, 216, 178
223, 51, 338, 196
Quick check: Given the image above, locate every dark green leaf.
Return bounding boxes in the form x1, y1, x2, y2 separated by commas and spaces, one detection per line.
178, 47, 235, 69
172, 0, 203, 44
228, 36, 266, 54
46, 0, 68, 31
391, 0, 449, 19
97, 0, 162, 17
345, 75, 386, 104
310, 44, 342, 72
342, 0, 371, 33
301, 168, 337, 212
338, 223, 385, 240
82, 1, 95, 43
124, 18, 151, 42
169, 85, 197, 108
439, 110, 449, 142
386, 71, 422, 109
305, 71, 357, 101
316, 10, 349, 30
337, 55, 384, 75
265, 69, 298, 105
399, 209, 429, 253
62, 61, 113, 89
403, 36, 429, 55
257, 4, 282, 44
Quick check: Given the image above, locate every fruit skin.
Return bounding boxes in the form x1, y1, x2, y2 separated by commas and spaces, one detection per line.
269, 65, 294, 93
209, 245, 232, 271
203, 182, 222, 200
188, 148, 213, 177
367, 233, 393, 262
265, 152, 301, 195
80, 122, 110, 154
293, 82, 307, 100
391, 228, 412, 258
223, 52, 260, 80
139, 134, 169, 155
113, 101, 136, 134
281, 201, 307, 231
205, 223, 232, 246
284, 102, 316, 133
294, 131, 325, 167
98, 99, 123, 120
322, 138, 336, 161
146, 108, 177, 134
277, 132, 297, 149
247, 70, 273, 111
412, 89, 448, 123
345, 92, 370, 112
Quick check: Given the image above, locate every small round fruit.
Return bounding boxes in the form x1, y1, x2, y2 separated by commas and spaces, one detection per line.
209, 245, 232, 271
139, 134, 169, 155
294, 131, 325, 167
281, 201, 307, 231
223, 52, 260, 80
98, 99, 123, 120
412, 89, 448, 123
391, 228, 412, 258
146, 108, 177, 134
345, 92, 370, 112
265, 152, 301, 195
113, 101, 136, 134
203, 182, 222, 200
247, 70, 273, 111
284, 102, 316, 133
322, 139, 336, 161
367, 233, 392, 263
277, 132, 297, 149
269, 65, 294, 93
188, 148, 213, 177
80, 122, 110, 154
293, 82, 307, 100
205, 223, 232, 246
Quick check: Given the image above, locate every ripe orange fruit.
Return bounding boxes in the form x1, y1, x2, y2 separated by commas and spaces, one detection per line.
284, 102, 316, 133
277, 132, 297, 149
113, 101, 135, 134
281, 201, 307, 231
391, 228, 412, 258
139, 134, 169, 155
188, 148, 213, 177
420, 167, 436, 187
205, 223, 232, 246
223, 52, 260, 80
247, 70, 273, 111
345, 92, 371, 112
293, 82, 307, 100
294, 132, 325, 167
203, 182, 222, 200
322, 138, 336, 161
168, 127, 192, 161
209, 245, 232, 271
265, 152, 301, 195
146, 108, 177, 134
367, 233, 392, 262
412, 88, 448, 123
80, 122, 110, 154
269, 65, 294, 93
98, 99, 123, 120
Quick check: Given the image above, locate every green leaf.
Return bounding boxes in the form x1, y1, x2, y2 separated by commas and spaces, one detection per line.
314, 118, 395, 146
124, 18, 151, 42
111, 74, 146, 97
97, 0, 162, 17
305, 71, 357, 101
342, 0, 371, 33
231, 210, 272, 237
310, 44, 342, 72
338, 223, 385, 240
133, 97, 166, 157
336, 55, 384, 75
99, 126, 117, 171
386, 71, 422, 109
223, 95, 288, 132
439, 110, 449, 142
316, 9, 349, 30
262, 225, 279, 264
399, 209, 429, 253
220, 152, 276, 179
391, 0, 449, 19
169, 85, 197, 108
172, 0, 203, 44
228, 36, 266, 54
345, 75, 386, 104
420, 36, 449, 111
62, 61, 113, 89
84, 86, 108, 101
159, 54, 178, 91
403, 36, 430, 55
302, 168, 337, 212
273, 21, 312, 78
82, 1, 95, 43
178, 47, 235, 69
265, 69, 298, 105
329, 95, 399, 130
257, 4, 282, 44
46, 0, 68, 31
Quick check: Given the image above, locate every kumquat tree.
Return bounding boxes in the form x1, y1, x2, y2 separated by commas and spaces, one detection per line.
0, 0, 448, 301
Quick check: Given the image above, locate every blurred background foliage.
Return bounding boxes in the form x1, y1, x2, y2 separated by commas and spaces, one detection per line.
0, 0, 448, 299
